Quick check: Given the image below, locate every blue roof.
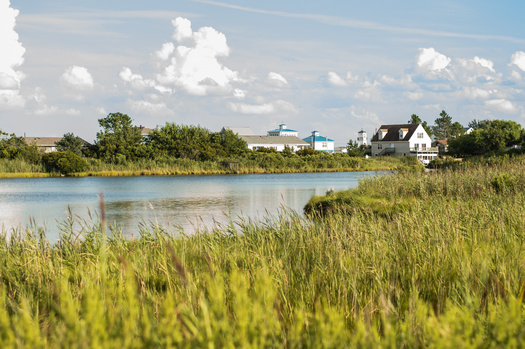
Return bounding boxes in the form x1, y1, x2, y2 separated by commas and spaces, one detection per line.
268, 128, 298, 133
302, 135, 334, 142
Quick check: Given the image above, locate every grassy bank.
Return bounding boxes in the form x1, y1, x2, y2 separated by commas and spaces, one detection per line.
0, 154, 421, 178
0, 155, 524, 346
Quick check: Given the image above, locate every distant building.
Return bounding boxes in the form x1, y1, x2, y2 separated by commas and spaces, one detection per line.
240, 135, 309, 152
24, 137, 91, 153
267, 124, 298, 137
302, 131, 335, 153
370, 123, 438, 165
432, 139, 448, 156
357, 130, 368, 147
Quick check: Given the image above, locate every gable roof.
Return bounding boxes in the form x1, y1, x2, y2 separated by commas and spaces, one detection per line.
240, 135, 308, 145
23, 137, 91, 147
371, 124, 420, 142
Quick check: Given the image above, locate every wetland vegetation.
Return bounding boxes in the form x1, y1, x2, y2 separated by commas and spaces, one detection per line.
1, 154, 525, 346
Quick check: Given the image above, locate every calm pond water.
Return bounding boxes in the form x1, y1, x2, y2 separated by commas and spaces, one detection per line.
0, 171, 379, 240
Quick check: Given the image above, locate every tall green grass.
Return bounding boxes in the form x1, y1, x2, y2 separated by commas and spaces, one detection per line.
1, 155, 524, 346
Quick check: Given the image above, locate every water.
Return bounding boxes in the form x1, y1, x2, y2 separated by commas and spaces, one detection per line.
0, 171, 377, 240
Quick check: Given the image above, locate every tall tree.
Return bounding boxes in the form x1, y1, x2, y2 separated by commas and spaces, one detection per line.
55, 132, 85, 156
432, 110, 453, 140
94, 112, 146, 162
468, 119, 491, 130
450, 121, 466, 139
346, 139, 365, 157
408, 114, 432, 137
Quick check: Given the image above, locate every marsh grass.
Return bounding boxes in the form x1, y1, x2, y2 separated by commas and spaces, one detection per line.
1, 155, 525, 346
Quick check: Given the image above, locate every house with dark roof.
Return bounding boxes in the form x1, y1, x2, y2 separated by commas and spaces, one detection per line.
302, 131, 335, 153
371, 124, 438, 164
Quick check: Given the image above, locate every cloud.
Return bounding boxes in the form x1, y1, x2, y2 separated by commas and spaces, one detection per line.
154, 42, 175, 61
120, 67, 156, 90
128, 99, 174, 115
0, 0, 25, 107
154, 17, 239, 96
472, 56, 495, 73
327, 72, 348, 87
60, 66, 94, 90
267, 72, 288, 87
415, 48, 451, 72
511, 51, 525, 72
228, 100, 296, 115
233, 88, 246, 99
485, 99, 517, 113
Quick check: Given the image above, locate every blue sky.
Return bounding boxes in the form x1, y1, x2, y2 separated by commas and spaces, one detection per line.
1, 0, 524, 145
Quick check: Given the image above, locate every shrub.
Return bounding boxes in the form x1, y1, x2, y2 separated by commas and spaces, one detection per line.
43, 151, 88, 174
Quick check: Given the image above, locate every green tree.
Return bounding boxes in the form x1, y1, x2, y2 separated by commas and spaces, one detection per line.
55, 133, 85, 156
220, 129, 248, 157
450, 121, 466, 139
432, 110, 453, 140
468, 119, 491, 130
42, 151, 88, 174
0, 131, 41, 163
448, 119, 523, 156
147, 123, 220, 161
346, 139, 365, 157
408, 114, 432, 137
94, 112, 146, 162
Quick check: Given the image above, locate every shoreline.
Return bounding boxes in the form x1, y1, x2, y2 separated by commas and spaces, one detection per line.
0, 166, 397, 179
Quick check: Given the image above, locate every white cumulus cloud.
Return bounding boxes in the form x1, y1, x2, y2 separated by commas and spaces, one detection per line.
485, 99, 517, 113
120, 67, 156, 90
268, 72, 288, 86
511, 51, 525, 72
0, 0, 25, 108
472, 56, 495, 72
416, 48, 451, 72
60, 66, 94, 90
154, 17, 239, 96
327, 72, 348, 87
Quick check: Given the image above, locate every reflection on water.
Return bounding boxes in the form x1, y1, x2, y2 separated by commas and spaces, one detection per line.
0, 172, 378, 240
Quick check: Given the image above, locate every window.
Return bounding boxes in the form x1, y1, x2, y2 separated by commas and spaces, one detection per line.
414, 143, 419, 149
422, 143, 426, 150
322, 142, 327, 147
378, 144, 382, 150
417, 132, 424, 138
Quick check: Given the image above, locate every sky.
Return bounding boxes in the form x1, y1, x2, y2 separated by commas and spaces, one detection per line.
1, 0, 525, 145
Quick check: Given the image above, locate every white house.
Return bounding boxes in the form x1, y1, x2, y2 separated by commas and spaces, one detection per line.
370, 124, 438, 165
239, 135, 309, 152
267, 124, 298, 137
302, 131, 335, 153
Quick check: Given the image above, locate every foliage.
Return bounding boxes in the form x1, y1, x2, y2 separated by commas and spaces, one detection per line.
55, 132, 86, 156
346, 139, 365, 157
94, 112, 147, 162
147, 123, 246, 161
0, 131, 41, 163
432, 110, 454, 140
408, 113, 432, 137
296, 148, 318, 156
2, 155, 525, 345
468, 118, 491, 130
448, 119, 523, 157
42, 151, 88, 174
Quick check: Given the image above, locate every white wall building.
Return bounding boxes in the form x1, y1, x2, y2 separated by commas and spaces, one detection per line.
357, 130, 368, 147
302, 131, 335, 153
370, 124, 438, 165
267, 124, 299, 137
240, 135, 309, 152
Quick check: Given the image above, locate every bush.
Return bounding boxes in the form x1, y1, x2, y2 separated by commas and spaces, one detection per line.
43, 151, 88, 174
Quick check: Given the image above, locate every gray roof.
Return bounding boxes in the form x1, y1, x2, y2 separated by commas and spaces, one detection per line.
240, 135, 309, 146
24, 137, 63, 147
23, 137, 91, 147
222, 126, 254, 136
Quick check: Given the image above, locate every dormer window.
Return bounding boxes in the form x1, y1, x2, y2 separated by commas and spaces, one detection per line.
399, 128, 408, 140
378, 129, 388, 140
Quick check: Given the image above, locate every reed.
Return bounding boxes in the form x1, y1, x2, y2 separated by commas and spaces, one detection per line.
0, 155, 524, 346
